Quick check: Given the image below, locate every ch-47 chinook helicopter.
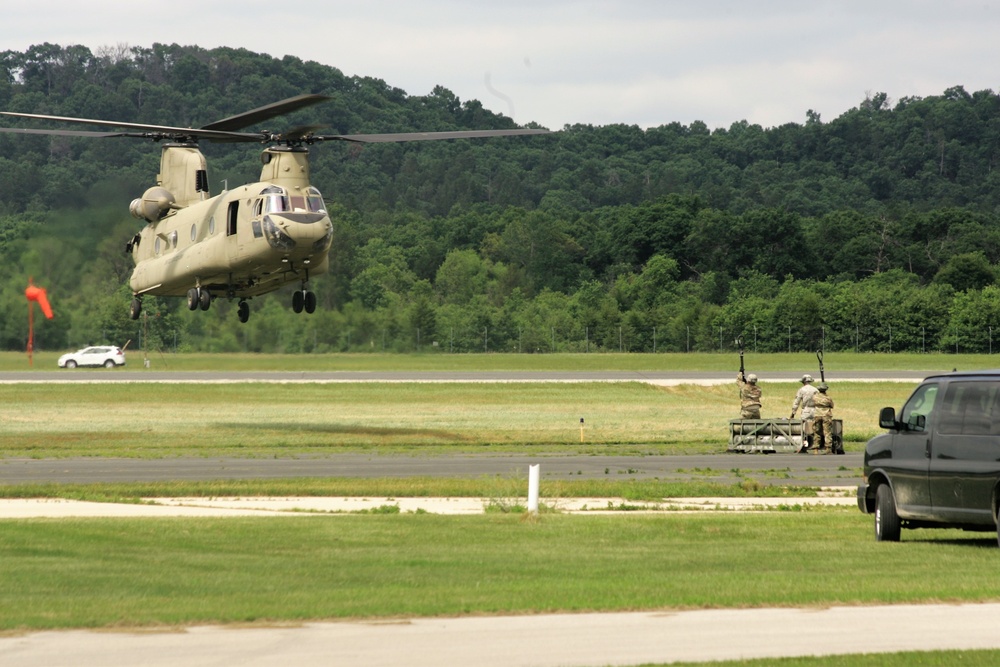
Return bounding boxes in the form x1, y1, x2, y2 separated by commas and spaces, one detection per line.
0, 94, 548, 323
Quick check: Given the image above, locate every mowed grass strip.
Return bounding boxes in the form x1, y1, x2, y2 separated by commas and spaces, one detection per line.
0, 382, 915, 457
2, 512, 1000, 631
0, 350, 988, 372
662, 649, 1000, 667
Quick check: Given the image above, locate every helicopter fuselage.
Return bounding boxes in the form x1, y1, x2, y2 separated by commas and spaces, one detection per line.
125, 144, 332, 320
128, 180, 333, 299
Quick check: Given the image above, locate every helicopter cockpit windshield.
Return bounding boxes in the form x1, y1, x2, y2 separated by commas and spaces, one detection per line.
261, 185, 327, 216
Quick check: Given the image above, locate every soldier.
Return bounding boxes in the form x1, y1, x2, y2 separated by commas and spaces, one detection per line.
737, 371, 762, 419
791, 374, 819, 451
812, 383, 834, 453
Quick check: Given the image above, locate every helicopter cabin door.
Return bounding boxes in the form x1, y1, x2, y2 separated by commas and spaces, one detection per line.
225, 200, 246, 262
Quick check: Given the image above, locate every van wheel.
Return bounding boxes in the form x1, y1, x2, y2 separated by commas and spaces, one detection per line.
875, 484, 901, 542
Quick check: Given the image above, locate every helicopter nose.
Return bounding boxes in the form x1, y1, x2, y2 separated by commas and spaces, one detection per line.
263, 214, 332, 252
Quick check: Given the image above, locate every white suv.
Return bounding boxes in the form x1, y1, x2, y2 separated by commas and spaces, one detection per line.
57, 346, 126, 369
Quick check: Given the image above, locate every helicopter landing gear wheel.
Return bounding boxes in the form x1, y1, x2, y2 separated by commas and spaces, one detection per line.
187, 288, 199, 311
129, 297, 142, 320
238, 300, 250, 323
199, 288, 211, 311
292, 290, 316, 314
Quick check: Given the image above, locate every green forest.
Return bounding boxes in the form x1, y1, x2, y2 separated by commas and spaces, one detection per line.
3, 43, 1000, 355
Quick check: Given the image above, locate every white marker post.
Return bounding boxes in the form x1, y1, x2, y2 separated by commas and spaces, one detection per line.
527, 464, 540, 514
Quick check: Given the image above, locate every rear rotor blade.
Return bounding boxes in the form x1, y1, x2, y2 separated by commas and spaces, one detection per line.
201, 94, 333, 132
312, 128, 550, 143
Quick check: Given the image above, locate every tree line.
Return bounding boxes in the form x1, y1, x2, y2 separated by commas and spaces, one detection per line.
2, 43, 1000, 354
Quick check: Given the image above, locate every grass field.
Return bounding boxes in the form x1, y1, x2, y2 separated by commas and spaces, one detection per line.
0, 380, 913, 458
3, 511, 1000, 631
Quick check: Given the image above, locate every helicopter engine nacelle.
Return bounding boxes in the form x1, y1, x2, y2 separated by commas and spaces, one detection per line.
130, 187, 176, 222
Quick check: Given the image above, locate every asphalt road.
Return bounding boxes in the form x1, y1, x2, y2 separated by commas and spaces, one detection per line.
0, 453, 863, 487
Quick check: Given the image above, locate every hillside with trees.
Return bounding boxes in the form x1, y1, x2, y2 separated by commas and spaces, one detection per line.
3, 43, 1000, 354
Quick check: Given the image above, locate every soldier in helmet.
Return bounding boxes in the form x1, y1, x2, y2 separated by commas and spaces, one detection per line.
791, 374, 819, 451
737, 371, 762, 419
812, 383, 834, 453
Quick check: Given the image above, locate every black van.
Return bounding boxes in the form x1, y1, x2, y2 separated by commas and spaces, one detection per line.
857, 370, 1000, 545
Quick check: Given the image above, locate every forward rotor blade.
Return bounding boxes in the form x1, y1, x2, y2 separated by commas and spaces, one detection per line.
312, 128, 550, 143
201, 94, 333, 132
0, 111, 262, 142
0, 126, 136, 139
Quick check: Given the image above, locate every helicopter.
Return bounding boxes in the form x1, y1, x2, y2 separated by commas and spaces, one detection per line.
0, 94, 548, 323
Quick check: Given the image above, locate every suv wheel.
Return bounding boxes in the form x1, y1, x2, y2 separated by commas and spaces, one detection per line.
875, 484, 901, 542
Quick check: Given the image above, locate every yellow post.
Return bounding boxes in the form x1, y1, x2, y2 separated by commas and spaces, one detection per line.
580, 418, 585, 442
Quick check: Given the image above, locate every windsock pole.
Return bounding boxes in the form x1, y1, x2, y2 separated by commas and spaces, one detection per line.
25, 279, 55, 367
27, 295, 33, 366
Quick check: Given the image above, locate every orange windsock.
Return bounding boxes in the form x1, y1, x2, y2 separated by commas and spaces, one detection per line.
25, 284, 54, 319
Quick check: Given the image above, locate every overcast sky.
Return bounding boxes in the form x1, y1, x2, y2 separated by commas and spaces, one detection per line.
7, 1, 1000, 131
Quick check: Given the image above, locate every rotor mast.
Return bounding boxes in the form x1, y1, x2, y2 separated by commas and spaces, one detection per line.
260, 146, 311, 189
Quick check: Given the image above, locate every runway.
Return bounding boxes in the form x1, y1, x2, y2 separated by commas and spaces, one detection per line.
0, 452, 863, 487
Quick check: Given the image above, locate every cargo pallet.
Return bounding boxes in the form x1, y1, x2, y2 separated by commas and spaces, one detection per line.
728, 418, 843, 453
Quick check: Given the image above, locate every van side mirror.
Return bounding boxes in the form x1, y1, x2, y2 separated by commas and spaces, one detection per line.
879, 407, 898, 430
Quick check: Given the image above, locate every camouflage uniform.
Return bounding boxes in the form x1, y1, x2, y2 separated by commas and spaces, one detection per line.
737, 372, 762, 419
791, 375, 819, 450
812, 386, 834, 452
